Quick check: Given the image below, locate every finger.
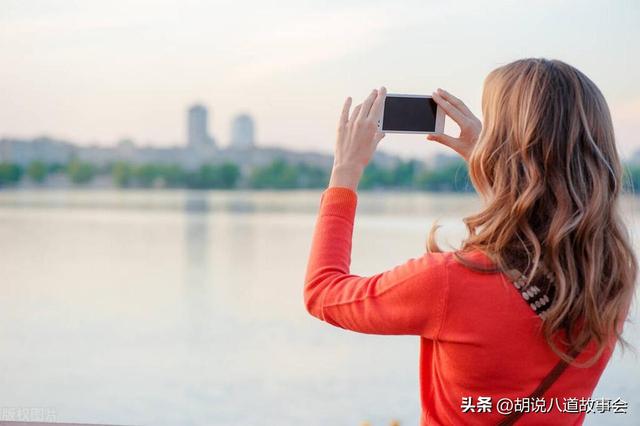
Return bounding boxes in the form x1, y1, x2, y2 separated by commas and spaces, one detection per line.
426, 133, 459, 149
349, 104, 362, 122
374, 131, 386, 144
368, 86, 387, 121
437, 88, 474, 118
428, 133, 469, 159
432, 91, 467, 127
339, 97, 352, 129
358, 89, 378, 120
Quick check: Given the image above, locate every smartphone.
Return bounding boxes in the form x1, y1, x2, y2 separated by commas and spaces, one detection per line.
379, 93, 445, 134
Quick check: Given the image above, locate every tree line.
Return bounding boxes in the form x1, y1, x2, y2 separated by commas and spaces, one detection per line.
1, 158, 640, 193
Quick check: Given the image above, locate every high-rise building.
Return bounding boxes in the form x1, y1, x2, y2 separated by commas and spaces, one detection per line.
187, 104, 215, 150
230, 114, 255, 149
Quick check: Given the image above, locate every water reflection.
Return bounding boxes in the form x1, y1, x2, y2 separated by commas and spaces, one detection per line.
183, 192, 212, 345
184, 193, 211, 271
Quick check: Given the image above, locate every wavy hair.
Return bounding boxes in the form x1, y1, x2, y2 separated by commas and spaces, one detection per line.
429, 58, 637, 367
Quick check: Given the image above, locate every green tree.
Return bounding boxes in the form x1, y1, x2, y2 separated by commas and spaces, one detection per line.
623, 164, 640, 193
134, 164, 161, 187
0, 163, 23, 187
359, 162, 393, 189
132, 164, 187, 188
295, 163, 328, 188
67, 160, 95, 185
417, 161, 472, 192
112, 162, 133, 187
391, 160, 419, 188
185, 163, 240, 189
47, 163, 65, 174
216, 163, 241, 189
26, 161, 47, 183
160, 164, 187, 188
249, 159, 298, 189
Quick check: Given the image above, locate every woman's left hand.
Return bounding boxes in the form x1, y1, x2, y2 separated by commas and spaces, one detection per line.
328, 87, 387, 190
427, 88, 481, 161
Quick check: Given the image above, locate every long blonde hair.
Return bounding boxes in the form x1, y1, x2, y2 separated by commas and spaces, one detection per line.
430, 58, 637, 367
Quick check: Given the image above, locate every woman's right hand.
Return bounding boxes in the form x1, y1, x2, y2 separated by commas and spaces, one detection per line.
427, 88, 482, 161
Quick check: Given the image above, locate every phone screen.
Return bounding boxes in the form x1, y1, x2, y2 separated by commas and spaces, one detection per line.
382, 96, 437, 132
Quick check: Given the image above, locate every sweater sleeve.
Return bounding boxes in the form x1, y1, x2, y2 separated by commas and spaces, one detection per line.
303, 186, 450, 338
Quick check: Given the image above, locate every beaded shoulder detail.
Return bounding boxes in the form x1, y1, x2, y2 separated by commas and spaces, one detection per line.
505, 264, 555, 319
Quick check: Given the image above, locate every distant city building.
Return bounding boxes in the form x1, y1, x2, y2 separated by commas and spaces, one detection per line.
230, 114, 255, 149
0, 103, 404, 172
0, 137, 74, 165
0, 135, 402, 173
187, 104, 215, 150
116, 139, 136, 159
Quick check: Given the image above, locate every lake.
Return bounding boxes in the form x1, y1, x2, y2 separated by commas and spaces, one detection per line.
0, 190, 638, 426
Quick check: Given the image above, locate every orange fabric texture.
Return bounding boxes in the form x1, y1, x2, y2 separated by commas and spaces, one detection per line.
304, 186, 617, 425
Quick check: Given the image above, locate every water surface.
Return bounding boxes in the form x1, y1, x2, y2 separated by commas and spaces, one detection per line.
0, 190, 637, 425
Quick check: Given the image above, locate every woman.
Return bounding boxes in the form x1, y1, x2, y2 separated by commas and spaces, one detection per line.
303, 58, 637, 425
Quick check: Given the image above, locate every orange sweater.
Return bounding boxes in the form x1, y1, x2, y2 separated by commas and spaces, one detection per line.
304, 187, 617, 425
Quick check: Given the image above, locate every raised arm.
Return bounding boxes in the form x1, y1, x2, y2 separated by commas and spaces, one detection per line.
304, 186, 450, 337
302, 88, 450, 337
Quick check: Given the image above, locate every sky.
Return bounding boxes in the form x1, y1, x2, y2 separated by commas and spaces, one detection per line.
1, 0, 639, 160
